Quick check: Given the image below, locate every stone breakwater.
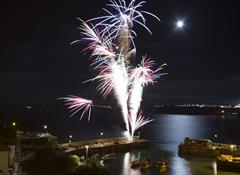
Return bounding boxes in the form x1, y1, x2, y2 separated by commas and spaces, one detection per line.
178, 137, 240, 158
58, 136, 149, 155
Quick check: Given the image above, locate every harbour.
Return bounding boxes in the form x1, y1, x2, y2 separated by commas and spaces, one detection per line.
2, 114, 240, 175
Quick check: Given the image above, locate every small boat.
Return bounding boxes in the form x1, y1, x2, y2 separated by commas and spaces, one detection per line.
131, 158, 152, 169
141, 162, 152, 169
91, 154, 100, 160
101, 153, 116, 161
140, 158, 152, 169
131, 159, 141, 168
156, 160, 168, 172
217, 154, 240, 173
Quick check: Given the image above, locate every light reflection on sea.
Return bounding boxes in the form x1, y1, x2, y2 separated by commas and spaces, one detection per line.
104, 114, 240, 175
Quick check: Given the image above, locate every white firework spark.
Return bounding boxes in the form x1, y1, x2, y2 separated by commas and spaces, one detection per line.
128, 56, 166, 136
87, 0, 160, 37
129, 111, 153, 133
93, 57, 130, 135
60, 96, 93, 121
75, 19, 116, 69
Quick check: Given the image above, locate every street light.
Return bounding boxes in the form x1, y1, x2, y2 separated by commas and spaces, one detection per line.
100, 132, 104, 136
12, 122, 16, 127
85, 145, 89, 159
69, 135, 72, 143
43, 125, 48, 133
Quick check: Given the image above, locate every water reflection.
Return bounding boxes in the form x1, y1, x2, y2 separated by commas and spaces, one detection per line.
122, 152, 141, 175
212, 161, 217, 175
171, 156, 191, 175
106, 114, 240, 175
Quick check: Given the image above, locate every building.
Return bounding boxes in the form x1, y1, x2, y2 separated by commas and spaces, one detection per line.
0, 144, 9, 175
0, 126, 17, 175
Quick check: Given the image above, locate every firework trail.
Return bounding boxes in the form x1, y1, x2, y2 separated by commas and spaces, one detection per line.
128, 57, 167, 136
89, 58, 130, 134
73, 18, 131, 134
129, 110, 153, 132
77, 19, 116, 69
110, 59, 130, 135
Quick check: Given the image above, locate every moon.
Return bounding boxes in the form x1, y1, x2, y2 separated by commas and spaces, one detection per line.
176, 20, 184, 28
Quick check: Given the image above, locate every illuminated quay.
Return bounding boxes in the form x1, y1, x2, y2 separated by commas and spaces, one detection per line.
58, 136, 149, 156
179, 137, 240, 158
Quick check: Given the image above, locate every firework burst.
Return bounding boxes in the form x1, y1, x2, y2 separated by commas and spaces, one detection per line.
87, 0, 160, 38
60, 96, 93, 121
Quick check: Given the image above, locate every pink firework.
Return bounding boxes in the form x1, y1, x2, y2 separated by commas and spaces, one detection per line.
130, 56, 167, 86
77, 19, 116, 69
129, 110, 153, 133
61, 96, 93, 121
94, 62, 114, 97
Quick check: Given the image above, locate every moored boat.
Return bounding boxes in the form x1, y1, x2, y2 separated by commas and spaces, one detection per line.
131, 159, 141, 168
131, 158, 152, 169
101, 153, 116, 161
140, 159, 152, 169
156, 160, 168, 172
217, 154, 240, 172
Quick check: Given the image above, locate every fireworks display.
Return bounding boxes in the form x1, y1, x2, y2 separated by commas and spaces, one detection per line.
62, 0, 166, 140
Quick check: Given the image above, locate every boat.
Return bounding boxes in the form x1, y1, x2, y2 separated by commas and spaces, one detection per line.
140, 158, 152, 169
101, 153, 116, 161
217, 154, 240, 172
131, 159, 141, 168
156, 160, 168, 172
131, 158, 152, 169
91, 154, 100, 160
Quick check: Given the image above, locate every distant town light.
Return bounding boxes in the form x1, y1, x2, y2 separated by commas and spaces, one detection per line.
234, 104, 240, 108
12, 122, 16, 127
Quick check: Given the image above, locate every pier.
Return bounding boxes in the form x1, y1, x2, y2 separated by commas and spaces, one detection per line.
58, 136, 149, 156
179, 137, 240, 158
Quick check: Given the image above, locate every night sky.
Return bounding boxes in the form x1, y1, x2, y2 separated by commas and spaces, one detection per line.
1, 0, 240, 106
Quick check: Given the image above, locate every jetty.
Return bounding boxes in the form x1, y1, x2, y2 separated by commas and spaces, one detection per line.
58, 136, 149, 155
178, 137, 240, 158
